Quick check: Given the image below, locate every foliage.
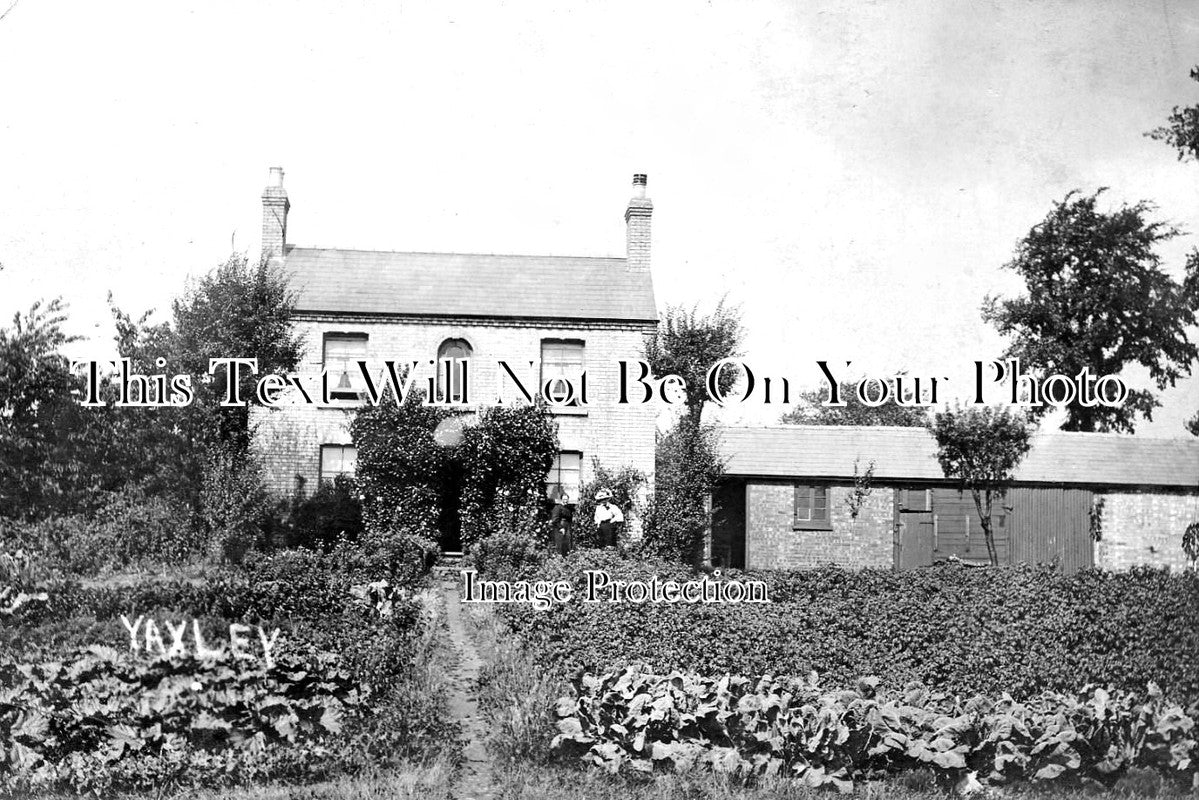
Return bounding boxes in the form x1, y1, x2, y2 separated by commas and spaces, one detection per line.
0, 645, 367, 796
457, 403, 558, 551
928, 404, 1033, 565
574, 459, 647, 550
643, 297, 745, 424
844, 458, 875, 520
1184, 521, 1199, 567
779, 378, 930, 427
0, 299, 86, 520
351, 389, 452, 543
468, 514, 553, 582
982, 190, 1199, 433
642, 418, 721, 564
199, 444, 275, 564
552, 666, 1198, 790
499, 558, 1199, 703
1090, 497, 1106, 543
15, 491, 201, 576
285, 474, 364, 551
1147, 66, 1199, 162
171, 253, 304, 451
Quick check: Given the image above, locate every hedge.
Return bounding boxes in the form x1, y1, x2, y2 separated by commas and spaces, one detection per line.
498, 556, 1199, 701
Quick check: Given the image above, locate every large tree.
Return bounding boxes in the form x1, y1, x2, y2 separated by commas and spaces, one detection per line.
1148, 68, 1199, 435
171, 253, 304, 451
0, 300, 81, 517
929, 404, 1034, 566
643, 297, 744, 425
779, 377, 930, 427
982, 190, 1199, 433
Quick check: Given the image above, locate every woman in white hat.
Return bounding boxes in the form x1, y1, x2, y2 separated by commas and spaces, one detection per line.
593, 488, 624, 548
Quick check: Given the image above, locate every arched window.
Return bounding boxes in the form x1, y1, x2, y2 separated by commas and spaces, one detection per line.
437, 338, 472, 403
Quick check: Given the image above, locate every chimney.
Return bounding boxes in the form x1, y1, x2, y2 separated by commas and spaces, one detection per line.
625, 173, 652, 273
261, 166, 290, 261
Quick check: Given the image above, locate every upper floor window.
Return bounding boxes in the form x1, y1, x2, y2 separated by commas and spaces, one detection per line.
546, 451, 583, 502
541, 340, 584, 406
793, 484, 831, 530
436, 338, 472, 403
319, 444, 357, 484
323, 333, 368, 399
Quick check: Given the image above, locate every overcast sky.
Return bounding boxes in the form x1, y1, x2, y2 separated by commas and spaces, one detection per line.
2, 0, 1198, 433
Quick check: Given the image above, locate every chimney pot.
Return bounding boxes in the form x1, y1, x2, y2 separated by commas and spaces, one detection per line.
261, 166, 290, 261
624, 173, 652, 272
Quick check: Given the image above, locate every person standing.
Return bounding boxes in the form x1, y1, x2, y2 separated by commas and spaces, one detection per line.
593, 488, 624, 548
550, 488, 575, 556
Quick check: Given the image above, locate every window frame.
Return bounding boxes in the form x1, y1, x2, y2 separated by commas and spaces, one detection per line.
546, 450, 583, 502
792, 483, 832, 531
318, 444, 357, 485
539, 338, 586, 410
322, 332, 369, 401
435, 338, 473, 404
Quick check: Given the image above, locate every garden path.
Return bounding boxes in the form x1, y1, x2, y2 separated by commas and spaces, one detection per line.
442, 579, 495, 800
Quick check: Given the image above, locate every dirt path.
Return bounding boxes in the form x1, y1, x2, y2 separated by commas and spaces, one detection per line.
441, 578, 495, 800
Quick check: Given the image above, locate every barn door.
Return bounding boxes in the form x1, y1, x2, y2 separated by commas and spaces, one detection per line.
894, 488, 934, 569
1008, 487, 1094, 573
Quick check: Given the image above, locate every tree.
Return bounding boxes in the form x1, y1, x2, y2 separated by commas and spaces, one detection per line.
982, 190, 1199, 433
779, 377, 929, 426
1148, 68, 1199, 435
641, 415, 724, 565
0, 300, 81, 517
171, 253, 304, 451
643, 297, 745, 424
1148, 67, 1199, 163
928, 404, 1034, 566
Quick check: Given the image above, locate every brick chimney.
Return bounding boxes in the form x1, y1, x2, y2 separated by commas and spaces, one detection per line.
261, 166, 290, 261
625, 173, 652, 273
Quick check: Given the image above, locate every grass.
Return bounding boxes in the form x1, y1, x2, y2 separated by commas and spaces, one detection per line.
176, 760, 456, 800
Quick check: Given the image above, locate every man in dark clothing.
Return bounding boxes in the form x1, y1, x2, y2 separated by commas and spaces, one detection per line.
550, 488, 575, 556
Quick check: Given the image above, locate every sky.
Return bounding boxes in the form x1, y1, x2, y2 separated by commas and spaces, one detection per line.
1, 0, 1198, 434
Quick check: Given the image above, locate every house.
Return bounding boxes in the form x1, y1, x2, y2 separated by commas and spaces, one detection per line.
250, 168, 658, 551
711, 425, 1199, 572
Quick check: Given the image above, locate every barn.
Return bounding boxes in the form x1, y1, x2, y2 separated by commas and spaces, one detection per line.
710, 425, 1199, 572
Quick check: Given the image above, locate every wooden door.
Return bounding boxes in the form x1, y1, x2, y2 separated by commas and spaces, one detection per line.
894, 488, 934, 569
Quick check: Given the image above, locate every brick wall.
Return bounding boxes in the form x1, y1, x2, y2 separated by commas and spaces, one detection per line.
744, 481, 894, 570
1094, 490, 1199, 570
249, 315, 657, 507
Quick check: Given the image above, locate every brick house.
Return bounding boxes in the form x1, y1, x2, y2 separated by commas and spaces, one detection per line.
250, 168, 658, 551
711, 425, 1199, 572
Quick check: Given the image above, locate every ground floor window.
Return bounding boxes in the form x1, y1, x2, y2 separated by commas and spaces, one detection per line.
319, 444, 357, 484
793, 483, 830, 529
546, 451, 583, 501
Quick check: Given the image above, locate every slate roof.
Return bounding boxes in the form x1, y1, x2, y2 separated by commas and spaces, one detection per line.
282, 247, 657, 324
718, 425, 1199, 489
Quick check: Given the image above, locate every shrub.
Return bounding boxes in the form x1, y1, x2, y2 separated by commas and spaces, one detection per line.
468, 511, 553, 582
642, 418, 721, 563
285, 474, 364, 550
457, 403, 558, 551
351, 390, 452, 538
574, 460, 646, 550
499, 557, 1199, 702
199, 445, 274, 564
0, 491, 201, 577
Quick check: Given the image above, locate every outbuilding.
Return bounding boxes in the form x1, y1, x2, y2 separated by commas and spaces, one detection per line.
711, 425, 1199, 572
